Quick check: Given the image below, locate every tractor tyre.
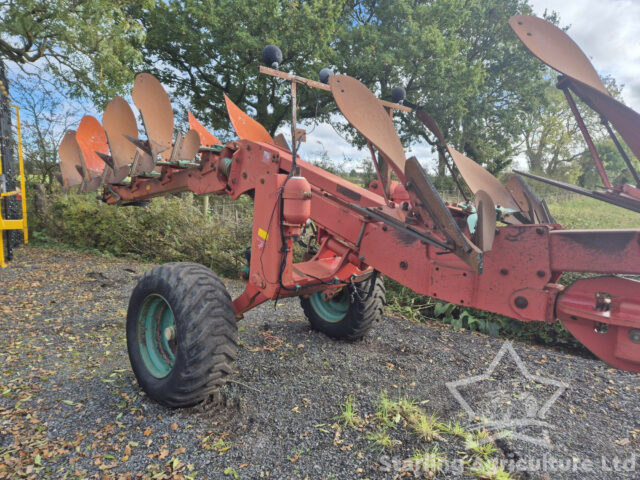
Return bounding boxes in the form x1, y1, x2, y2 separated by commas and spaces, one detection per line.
300, 274, 385, 340
126, 262, 237, 408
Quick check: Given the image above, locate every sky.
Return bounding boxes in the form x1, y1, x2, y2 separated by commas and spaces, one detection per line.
292, 0, 640, 170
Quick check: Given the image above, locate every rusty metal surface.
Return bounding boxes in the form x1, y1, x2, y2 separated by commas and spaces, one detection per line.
175, 129, 200, 161
506, 176, 553, 223
102, 96, 138, 170
259, 65, 412, 112
187, 111, 220, 146
330, 75, 406, 180
474, 190, 496, 252
416, 110, 445, 144
273, 133, 290, 150
224, 94, 274, 144
75, 116, 108, 175
509, 15, 608, 96
132, 73, 174, 161
58, 131, 84, 190
404, 156, 483, 272
557, 276, 640, 371
446, 146, 519, 210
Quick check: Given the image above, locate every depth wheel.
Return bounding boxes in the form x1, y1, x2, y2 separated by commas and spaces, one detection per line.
126, 262, 237, 408
300, 274, 385, 340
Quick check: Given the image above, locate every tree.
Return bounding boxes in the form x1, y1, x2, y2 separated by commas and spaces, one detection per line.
335, 0, 551, 175
0, 0, 149, 103
519, 76, 629, 183
10, 74, 80, 190
141, 0, 347, 137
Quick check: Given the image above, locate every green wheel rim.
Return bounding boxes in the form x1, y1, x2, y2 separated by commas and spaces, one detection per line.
309, 290, 350, 323
137, 294, 177, 378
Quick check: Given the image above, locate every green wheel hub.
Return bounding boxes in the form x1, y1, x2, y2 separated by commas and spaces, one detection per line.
309, 290, 350, 323
137, 294, 177, 378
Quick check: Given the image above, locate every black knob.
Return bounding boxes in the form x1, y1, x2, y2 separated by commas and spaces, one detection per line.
262, 45, 283, 69
319, 68, 334, 84
391, 86, 406, 104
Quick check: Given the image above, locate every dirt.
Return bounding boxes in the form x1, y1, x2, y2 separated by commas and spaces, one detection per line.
0, 245, 639, 480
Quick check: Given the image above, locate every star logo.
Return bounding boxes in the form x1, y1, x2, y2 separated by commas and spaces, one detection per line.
446, 341, 569, 447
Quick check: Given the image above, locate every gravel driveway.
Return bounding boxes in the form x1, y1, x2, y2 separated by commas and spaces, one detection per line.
1, 245, 638, 479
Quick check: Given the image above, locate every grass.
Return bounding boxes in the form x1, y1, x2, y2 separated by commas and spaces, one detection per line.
465, 430, 498, 458
365, 430, 395, 451
336, 395, 362, 428
339, 393, 507, 477
409, 412, 445, 442
410, 445, 447, 475
548, 196, 638, 229
469, 458, 517, 480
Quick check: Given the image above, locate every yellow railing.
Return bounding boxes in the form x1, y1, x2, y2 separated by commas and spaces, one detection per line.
0, 104, 28, 268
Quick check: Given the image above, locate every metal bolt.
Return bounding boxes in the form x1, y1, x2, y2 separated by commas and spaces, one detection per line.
629, 329, 640, 344
500, 268, 508, 275
537, 270, 545, 277
400, 261, 408, 270
382, 225, 388, 231
536, 227, 545, 234
514, 296, 528, 309
164, 326, 176, 341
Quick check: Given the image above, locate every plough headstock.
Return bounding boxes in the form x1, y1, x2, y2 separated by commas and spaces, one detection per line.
57, 17, 640, 379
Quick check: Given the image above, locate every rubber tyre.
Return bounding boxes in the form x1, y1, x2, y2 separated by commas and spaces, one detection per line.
300, 274, 385, 340
126, 262, 237, 408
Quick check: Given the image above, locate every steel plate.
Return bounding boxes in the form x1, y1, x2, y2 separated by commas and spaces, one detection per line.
102, 97, 138, 169
76, 116, 109, 175
509, 15, 608, 96
224, 94, 274, 144
187, 111, 220, 146
404, 156, 483, 272
58, 131, 84, 190
330, 75, 406, 180
475, 190, 496, 252
132, 73, 174, 161
175, 129, 200, 161
446, 146, 520, 210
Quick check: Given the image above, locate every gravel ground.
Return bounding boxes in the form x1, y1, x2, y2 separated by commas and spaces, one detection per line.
0, 245, 639, 480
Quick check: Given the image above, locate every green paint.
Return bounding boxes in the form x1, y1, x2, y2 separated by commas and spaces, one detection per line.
137, 294, 177, 378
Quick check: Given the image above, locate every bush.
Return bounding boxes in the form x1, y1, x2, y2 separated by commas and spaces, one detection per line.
32, 192, 252, 277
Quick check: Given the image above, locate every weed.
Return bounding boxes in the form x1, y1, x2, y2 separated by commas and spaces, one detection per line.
465, 430, 498, 458
469, 458, 516, 480
366, 429, 395, 451
409, 412, 444, 442
440, 420, 467, 438
411, 444, 447, 475
336, 395, 362, 428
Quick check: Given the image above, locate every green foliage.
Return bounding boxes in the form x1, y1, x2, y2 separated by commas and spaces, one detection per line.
336, 0, 550, 175
141, 0, 346, 136
1, 0, 149, 102
32, 193, 252, 277
548, 196, 639, 229
336, 395, 362, 428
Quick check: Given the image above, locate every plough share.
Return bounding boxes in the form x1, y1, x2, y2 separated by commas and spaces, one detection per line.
58, 15, 640, 407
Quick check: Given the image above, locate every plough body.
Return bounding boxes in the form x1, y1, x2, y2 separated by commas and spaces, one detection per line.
57, 15, 640, 406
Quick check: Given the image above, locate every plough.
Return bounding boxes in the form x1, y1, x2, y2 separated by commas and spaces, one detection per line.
58, 15, 640, 407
